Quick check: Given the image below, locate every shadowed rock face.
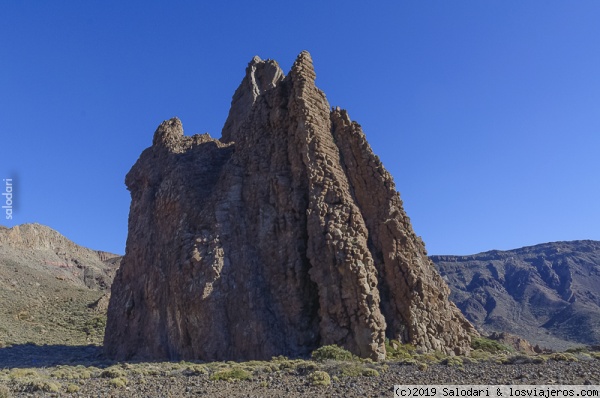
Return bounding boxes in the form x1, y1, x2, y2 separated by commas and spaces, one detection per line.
104, 51, 476, 362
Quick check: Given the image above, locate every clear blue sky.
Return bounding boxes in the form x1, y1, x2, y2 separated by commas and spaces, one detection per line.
1, 1, 599, 255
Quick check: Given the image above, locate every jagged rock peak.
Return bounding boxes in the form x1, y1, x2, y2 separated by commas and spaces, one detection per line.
105, 52, 476, 363
221, 55, 284, 143
152, 117, 183, 147
290, 50, 316, 82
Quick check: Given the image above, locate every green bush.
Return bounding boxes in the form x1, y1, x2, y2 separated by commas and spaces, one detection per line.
337, 363, 380, 377
185, 364, 209, 375
8, 368, 38, 380
471, 336, 512, 354
109, 377, 128, 388
311, 345, 355, 361
362, 368, 380, 377
385, 339, 417, 360
308, 370, 331, 386
101, 367, 126, 378
27, 380, 61, 393
441, 357, 463, 367
565, 346, 588, 354
66, 383, 80, 393
548, 352, 578, 362
470, 349, 493, 361
209, 367, 252, 382
500, 354, 546, 365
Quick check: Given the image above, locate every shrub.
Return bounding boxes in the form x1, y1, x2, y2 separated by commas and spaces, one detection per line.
470, 349, 493, 361
417, 362, 428, 371
308, 370, 331, 386
311, 345, 355, 361
290, 360, 318, 375
27, 380, 61, 393
385, 339, 417, 360
500, 354, 546, 365
109, 377, 128, 388
548, 353, 578, 362
330, 363, 381, 378
441, 357, 463, 367
362, 368, 380, 377
8, 368, 38, 380
471, 336, 512, 354
66, 383, 80, 393
209, 367, 252, 382
101, 367, 126, 378
565, 346, 588, 354
185, 364, 209, 375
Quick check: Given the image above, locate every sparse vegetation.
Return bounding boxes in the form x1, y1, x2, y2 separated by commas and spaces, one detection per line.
308, 370, 331, 386
8, 368, 37, 380
311, 345, 356, 361
547, 352, 578, 362
101, 366, 126, 378
185, 364, 209, 375
500, 354, 546, 365
471, 336, 513, 354
66, 383, 80, 393
441, 356, 463, 367
26, 379, 61, 393
328, 362, 373, 377
0, 346, 597, 395
109, 376, 128, 388
209, 367, 252, 382
385, 339, 417, 360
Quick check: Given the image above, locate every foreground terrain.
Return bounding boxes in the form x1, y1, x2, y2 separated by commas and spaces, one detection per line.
0, 343, 599, 397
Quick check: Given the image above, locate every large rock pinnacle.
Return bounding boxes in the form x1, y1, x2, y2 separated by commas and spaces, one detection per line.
105, 51, 477, 362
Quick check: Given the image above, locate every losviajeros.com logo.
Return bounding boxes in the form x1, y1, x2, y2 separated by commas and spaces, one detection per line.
3, 178, 13, 219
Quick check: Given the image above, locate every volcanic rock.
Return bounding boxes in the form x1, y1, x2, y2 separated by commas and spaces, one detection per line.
104, 51, 476, 361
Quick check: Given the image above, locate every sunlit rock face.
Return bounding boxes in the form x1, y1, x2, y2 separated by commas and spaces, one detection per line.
104, 51, 476, 362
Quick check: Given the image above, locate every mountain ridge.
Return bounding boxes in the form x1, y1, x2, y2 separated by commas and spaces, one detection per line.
431, 239, 600, 350
0, 223, 120, 346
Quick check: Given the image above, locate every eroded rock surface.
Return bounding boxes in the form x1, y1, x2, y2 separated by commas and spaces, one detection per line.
105, 52, 476, 361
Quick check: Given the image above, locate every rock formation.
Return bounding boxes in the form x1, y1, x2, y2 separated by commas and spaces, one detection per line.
105, 51, 476, 361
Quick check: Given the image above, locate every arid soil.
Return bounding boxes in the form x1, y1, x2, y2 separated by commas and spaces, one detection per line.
1, 344, 599, 397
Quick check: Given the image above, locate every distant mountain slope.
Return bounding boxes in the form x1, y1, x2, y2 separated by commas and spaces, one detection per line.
0, 223, 121, 346
431, 240, 600, 350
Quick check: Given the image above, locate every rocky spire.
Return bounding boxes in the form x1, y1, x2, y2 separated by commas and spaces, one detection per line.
105, 51, 476, 362
220, 56, 284, 143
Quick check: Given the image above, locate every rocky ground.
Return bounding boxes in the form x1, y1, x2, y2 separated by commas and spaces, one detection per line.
0, 344, 599, 397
